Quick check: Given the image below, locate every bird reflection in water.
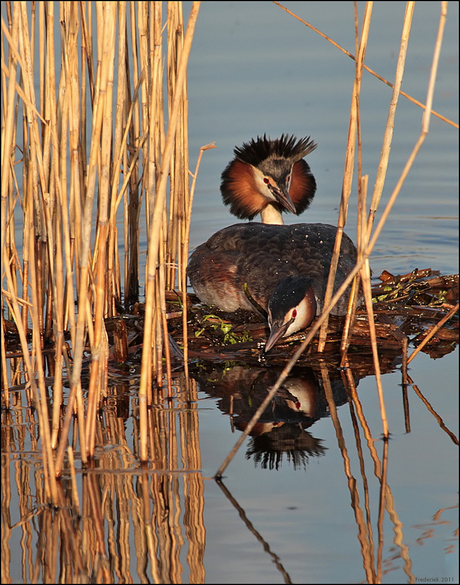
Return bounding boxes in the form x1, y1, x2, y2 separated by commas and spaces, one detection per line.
192, 365, 350, 471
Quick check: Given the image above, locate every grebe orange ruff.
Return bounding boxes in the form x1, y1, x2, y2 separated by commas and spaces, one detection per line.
187, 134, 359, 352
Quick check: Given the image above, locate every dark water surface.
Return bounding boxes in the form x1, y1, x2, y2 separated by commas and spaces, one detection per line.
2, 2, 458, 583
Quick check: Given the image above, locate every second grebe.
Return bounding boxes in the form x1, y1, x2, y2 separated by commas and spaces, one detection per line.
188, 135, 359, 351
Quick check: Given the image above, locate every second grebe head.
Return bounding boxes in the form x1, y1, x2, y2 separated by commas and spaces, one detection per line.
265, 276, 317, 352
221, 134, 317, 224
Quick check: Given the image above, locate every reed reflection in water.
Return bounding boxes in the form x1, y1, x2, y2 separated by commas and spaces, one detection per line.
4, 354, 457, 583
1, 376, 206, 584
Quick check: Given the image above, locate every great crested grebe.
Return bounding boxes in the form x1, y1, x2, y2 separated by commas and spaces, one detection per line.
187, 134, 359, 352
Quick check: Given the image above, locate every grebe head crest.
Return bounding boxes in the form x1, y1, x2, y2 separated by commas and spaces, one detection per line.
221, 134, 317, 221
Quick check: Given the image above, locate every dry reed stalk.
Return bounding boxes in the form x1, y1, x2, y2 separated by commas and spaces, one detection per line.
11, 3, 63, 502
66, 0, 109, 460
339, 174, 367, 360
338, 3, 366, 358
1, 5, 20, 407
107, 1, 127, 316
138, 1, 201, 462
166, 4, 179, 292
159, 1, 189, 390
135, 1, 161, 396
361, 256, 389, 437
160, 2, 192, 386
181, 142, 216, 372
352, 3, 415, 439
318, 2, 372, 352
85, 2, 117, 458
45, 1, 69, 448
17, 10, 38, 353
337, 3, 365, 359
62, 3, 80, 346
366, 1, 415, 241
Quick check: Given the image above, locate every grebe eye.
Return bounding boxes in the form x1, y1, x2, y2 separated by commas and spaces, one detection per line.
263, 177, 270, 185
286, 174, 291, 184
292, 309, 297, 318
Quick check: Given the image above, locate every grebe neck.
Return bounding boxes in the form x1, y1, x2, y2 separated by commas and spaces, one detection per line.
260, 204, 284, 225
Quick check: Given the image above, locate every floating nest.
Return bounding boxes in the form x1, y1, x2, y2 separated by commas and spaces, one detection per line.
3, 269, 458, 383
106, 268, 458, 376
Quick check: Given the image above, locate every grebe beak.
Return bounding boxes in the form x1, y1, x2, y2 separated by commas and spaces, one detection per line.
267, 181, 297, 215
264, 317, 295, 352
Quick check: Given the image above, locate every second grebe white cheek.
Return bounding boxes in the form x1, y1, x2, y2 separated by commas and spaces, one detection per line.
283, 291, 317, 338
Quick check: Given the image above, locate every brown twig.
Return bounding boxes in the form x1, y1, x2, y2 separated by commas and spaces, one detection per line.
407, 302, 459, 365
